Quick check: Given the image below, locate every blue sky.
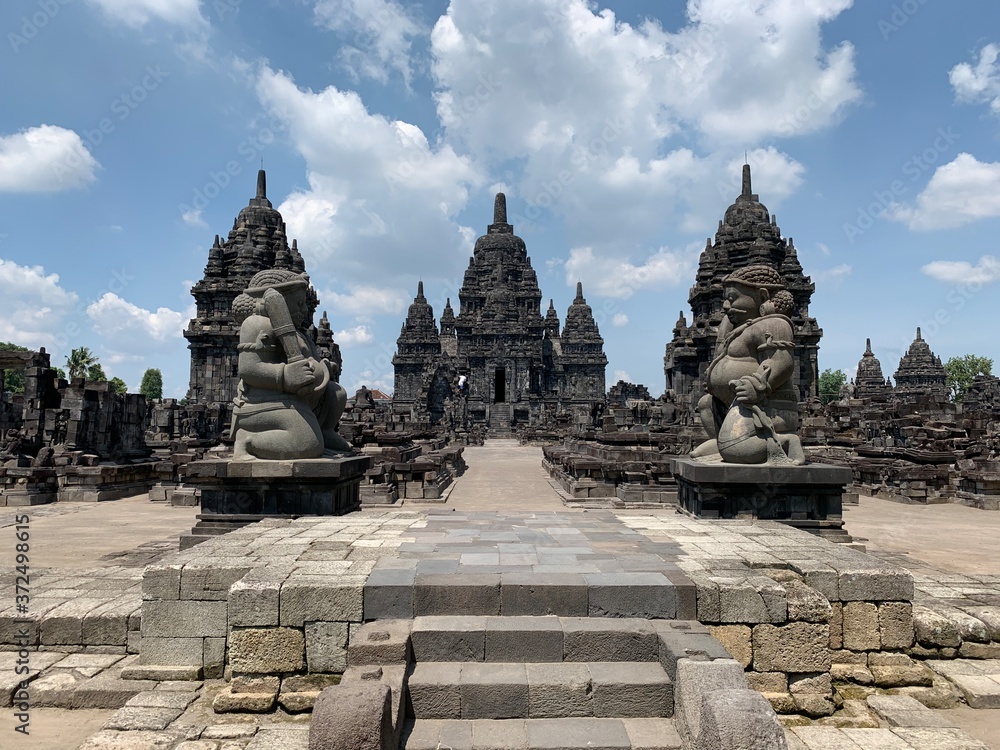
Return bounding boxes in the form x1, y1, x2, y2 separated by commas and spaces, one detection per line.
1, 0, 999, 398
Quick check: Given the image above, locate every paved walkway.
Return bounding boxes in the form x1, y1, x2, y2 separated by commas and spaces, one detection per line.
444, 440, 566, 511
844, 495, 1000, 576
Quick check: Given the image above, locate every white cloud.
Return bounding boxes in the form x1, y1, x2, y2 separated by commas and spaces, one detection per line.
181, 208, 207, 228
336, 325, 375, 346
313, 0, 423, 86
816, 242, 831, 256
0, 259, 79, 349
611, 312, 628, 327
921, 255, 1000, 285
0, 125, 98, 192
431, 0, 843, 247
319, 285, 410, 318
888, 153, 1000, 230
255, 66, 482, 283
350, 368, 394, 395
613, 369, 632, 383
950, 43, 1000, 116
815, 263, 852, 284
564, 243, 698, 299
87, 293, 186, 346
86, 0, 207, 29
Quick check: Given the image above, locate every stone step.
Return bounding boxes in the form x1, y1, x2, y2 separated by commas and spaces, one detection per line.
407, 661, 673, 720
402, 717, 683, 749
401, 571, 687, 619
410, 616, 663, 664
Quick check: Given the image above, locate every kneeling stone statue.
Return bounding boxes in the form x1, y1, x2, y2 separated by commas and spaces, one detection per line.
231, 269, 351, 460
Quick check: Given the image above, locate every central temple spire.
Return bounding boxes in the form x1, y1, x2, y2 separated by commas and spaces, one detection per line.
741, 163, 752, 199
487, 192, 513, 234
256, 169, 266, 199
494, 193, 507, 224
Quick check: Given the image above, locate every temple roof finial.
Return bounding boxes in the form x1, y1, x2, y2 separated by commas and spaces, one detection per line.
865, 337, 872, 355
741, 163, 752, 198
417, 280, 424, 299
916, 326, 922, 340
494, 193, 507, 225
256, 169, 266, 199
575, 281, 584, 301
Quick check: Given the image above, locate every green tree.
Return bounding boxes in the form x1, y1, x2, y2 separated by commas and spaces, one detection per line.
819, 368, 847, 405
0, 341, 29, 394
66, 347, 98, 380
52, 367, 67, 380
109, 377, 128, 395
87, 363, 107, 382
944, 354, 993, 402
139, 368, 163, 400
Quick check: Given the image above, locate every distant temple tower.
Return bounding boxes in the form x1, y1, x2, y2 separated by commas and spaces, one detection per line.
184, 170, 338, 434
393, 193, 607, 431
855, 338, 891, 399
893, 328, 948, 399
664, 164, 822, 415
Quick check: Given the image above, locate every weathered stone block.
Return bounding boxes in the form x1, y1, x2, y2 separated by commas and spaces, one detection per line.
280, 580, 363, 626
348, 620, 412, 666
305, 621, 349, 673
752, 622, 830, 673
138, 637, 204, 667
879, 602, 914, 650
229, 628, 304, 674
706, 625, 752, 668
842, 602, 880, 652
141, 601, 228, 639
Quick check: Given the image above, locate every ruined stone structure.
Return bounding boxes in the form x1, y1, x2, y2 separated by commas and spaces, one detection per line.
893, 327, 948, 400
393, 194, 607, 433
664, 165, 822, 418
182, 170, 337, 440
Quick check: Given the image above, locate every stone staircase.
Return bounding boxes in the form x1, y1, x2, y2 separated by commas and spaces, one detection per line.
489, 403, 514, 435
404, 615, 682, 749
341, 615, 733, 749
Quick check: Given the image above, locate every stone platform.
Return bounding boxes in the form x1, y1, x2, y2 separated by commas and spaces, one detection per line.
179, 454, 371, 548
672, 458, 852, 540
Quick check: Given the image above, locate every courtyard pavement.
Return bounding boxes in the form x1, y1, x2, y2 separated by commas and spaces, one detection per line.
0, 440, 999, 748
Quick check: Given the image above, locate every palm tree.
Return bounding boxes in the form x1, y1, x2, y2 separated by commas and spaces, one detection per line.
66, 347, 98, 380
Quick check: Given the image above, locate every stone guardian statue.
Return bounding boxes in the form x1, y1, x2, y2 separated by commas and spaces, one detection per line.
691, 264, 805, 465
231, 269, 350, 460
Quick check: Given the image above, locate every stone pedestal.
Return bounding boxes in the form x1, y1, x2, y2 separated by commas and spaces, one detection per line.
671, 458, 853, 541
179, 455, 372, 548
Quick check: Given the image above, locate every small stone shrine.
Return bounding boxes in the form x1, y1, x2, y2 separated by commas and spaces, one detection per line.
392, 193, 607, 434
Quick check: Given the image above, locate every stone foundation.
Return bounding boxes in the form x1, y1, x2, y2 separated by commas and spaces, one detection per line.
178, 455, 370, 548
672, 458, 851, 540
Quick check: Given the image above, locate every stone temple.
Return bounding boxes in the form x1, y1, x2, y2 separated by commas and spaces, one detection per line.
183, 170, 338, 439
664, 165, 822, 417
393, 194, 607, 432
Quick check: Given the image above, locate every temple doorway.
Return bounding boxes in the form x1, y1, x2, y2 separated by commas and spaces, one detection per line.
494, 367, 505, 403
